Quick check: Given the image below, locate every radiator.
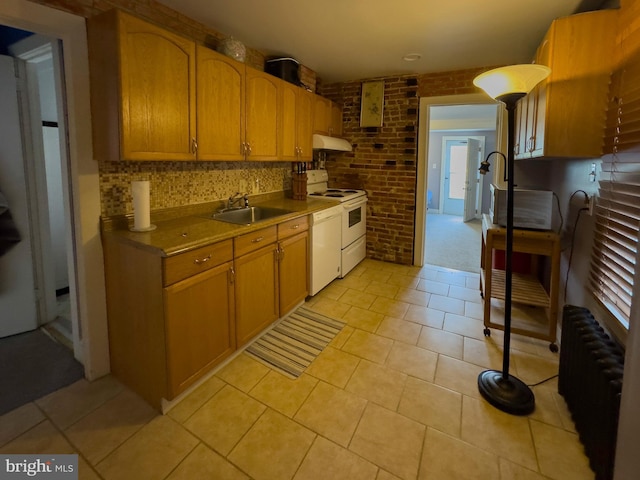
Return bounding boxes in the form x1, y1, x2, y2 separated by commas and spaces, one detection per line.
559, 305, 625, 480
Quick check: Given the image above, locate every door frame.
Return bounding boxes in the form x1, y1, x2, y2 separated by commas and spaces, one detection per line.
414, 94, 504, 266
0, 0, 110, 379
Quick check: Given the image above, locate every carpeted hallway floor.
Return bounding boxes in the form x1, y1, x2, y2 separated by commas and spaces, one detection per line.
0, 328, 84, 415
424, 213, 482, 273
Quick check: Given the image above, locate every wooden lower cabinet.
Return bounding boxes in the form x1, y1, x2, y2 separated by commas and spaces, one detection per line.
103, 214, 310, 409
103, 237, 235, 410
164, 261, 235, 398
278, 231, 309, 314
234, 243, 279, 346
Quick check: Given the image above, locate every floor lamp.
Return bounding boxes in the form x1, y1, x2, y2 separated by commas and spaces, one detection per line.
473, 65, 551, 415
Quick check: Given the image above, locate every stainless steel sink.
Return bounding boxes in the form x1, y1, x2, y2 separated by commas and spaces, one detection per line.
210, 206, 292, 225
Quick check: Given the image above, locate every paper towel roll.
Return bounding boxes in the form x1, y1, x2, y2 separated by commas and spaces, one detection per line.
131, 180, 152, 231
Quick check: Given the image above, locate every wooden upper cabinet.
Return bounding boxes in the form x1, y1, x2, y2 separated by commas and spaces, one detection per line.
313, 94, 343, 137
245, 68, 279, 160
88, 10, 197, 161
279, 80, 313, 161
313, 95, 331, 134
196, 46, 245, 160
297, 90, 314, 159
515, 9, 617, 159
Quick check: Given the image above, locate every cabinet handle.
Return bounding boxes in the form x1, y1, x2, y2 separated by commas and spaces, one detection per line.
229, 266, 235, 285
251, 236, 264, 243
191, 137, 198, 156
246, 142, 252, 156
193, 254, 211, 265
290, 224, 299, 230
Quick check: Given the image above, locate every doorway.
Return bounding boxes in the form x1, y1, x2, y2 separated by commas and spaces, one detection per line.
0, 32, 72, 346
0, 0, 110, 381
414, 96, 503, 270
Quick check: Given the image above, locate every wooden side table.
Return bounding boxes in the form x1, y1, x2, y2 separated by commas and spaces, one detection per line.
479, 214, 561, 351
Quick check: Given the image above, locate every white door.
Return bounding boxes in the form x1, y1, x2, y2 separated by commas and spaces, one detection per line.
464, 138, 481, 222
0, 55, 38, 337
442, 139, 467, 215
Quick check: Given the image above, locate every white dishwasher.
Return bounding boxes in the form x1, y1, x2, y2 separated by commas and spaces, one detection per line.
310, 204, 343, 295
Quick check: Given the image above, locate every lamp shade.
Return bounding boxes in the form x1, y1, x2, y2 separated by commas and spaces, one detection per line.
473, 64, 551, 100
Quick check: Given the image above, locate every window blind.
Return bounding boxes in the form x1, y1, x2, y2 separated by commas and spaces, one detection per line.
591, 55, 640, 329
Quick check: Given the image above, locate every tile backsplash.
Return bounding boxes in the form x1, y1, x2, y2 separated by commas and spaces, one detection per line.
99, 160, 292, 217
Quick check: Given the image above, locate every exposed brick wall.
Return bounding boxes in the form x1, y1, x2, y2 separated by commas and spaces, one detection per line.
320, 66, 495, 265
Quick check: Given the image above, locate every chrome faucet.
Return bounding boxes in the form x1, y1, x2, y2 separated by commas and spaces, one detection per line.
227, 192, 249, 210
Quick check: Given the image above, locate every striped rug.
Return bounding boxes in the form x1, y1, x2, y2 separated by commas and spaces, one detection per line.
246, 306, 344, 378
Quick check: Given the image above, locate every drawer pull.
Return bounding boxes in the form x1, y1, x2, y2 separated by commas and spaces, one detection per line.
194, 255, 211, 265
290, 224, 299, 230
251, 236, 264, 243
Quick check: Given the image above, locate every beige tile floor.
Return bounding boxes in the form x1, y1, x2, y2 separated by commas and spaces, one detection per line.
0, 259, 594, 480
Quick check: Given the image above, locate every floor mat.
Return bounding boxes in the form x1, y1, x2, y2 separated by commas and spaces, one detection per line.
246, 306, 344, 378
0, 328, 84, 415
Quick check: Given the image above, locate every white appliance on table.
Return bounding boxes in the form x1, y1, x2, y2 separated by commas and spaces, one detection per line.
307, 170, 367, 294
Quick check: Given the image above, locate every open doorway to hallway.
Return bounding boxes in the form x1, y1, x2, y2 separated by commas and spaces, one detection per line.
415, 97, 501, 273
0, 0, 110, 414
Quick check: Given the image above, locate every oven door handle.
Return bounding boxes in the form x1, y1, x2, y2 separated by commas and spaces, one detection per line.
343, 197, 368, 209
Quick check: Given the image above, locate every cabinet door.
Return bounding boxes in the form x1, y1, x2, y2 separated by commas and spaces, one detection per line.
297, 89, 314, 160
530, 36, 551, 158
119, 13, 196, 161
196, 46, 245, 160
164, 261, 235, 398
330, 102, 343, 137
278, 231, 309, 315
313, 95, 331, 134
514, 97, 527, 159
245, 68, 279, 160
235, 244, 279, 346
279, 80, 299, 161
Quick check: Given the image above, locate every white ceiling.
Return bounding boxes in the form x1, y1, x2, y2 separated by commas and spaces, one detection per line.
157, 0, 607, 84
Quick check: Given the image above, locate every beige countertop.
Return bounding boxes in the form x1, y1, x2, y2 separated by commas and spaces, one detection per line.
101, 196, 338, 257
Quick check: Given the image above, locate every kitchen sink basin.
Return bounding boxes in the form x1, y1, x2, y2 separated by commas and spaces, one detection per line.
210, 206, 292, 225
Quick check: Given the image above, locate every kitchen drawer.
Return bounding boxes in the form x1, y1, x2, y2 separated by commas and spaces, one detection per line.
278, 215, 309, 240
163, 240, 233, 286
234, 226, 277, 257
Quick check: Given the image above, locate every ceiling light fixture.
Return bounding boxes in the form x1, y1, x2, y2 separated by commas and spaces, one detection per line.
402, 53, 421, 62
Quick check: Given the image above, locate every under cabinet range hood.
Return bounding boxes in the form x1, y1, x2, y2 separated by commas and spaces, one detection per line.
312, 134, 352, 152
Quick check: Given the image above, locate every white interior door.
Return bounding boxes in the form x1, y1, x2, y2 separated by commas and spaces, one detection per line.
0, 55, 38, 337
442, 139, 467, 215
464, 138, 481, 222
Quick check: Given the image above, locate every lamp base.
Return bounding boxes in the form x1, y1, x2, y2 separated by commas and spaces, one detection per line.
478, 370, 535, 415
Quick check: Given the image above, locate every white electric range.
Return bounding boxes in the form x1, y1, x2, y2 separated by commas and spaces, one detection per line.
306, 170, 367, 293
